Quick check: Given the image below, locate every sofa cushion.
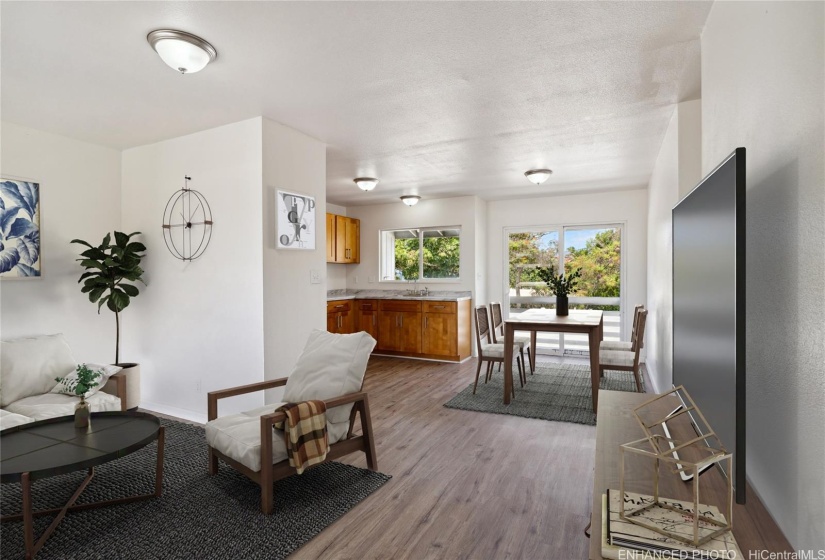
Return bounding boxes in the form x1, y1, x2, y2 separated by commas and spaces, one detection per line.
205, 403, 348, 472
283, 330, 376, 425
1, 334, 76, 407
51, 363, 122, 398
4, 392, 121, 421
0, 409, 35, 431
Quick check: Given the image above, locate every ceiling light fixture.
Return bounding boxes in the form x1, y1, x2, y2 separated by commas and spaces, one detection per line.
524, 169, 553, 185
147, 29, 217, 74
400, 195, 421, 207
353, 177, 379, 191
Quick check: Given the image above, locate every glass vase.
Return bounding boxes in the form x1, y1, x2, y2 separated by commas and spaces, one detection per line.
75, 396, 90, 429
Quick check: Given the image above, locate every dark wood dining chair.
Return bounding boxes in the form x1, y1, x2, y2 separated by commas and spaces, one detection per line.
599, 309, 647, 392
473, 305, 525, 396
489, 302, 534, 375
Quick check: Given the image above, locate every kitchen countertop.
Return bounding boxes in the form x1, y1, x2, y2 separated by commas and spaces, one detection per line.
327, 289, 472, 302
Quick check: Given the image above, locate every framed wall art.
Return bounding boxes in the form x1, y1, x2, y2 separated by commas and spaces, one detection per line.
0, 179, 41, 278
276, 190, 316, 250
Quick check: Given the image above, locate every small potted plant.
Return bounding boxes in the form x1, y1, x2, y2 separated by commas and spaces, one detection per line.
537, 267, 582, 316
56, 365, 103, 429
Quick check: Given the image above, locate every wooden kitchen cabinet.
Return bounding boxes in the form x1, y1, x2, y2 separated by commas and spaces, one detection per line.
354, 299, 380, 341
377, 300, 422, 354
422, 301, 458, 357
326, 213, 360, 264
326, 300, 354, 334
327, 297, 471, 362
326, 213, 336, 262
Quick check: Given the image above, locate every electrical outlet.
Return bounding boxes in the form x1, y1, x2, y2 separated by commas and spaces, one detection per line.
310, 270, 321, 284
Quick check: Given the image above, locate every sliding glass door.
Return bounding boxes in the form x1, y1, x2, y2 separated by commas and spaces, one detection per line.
505, 224, 623, 355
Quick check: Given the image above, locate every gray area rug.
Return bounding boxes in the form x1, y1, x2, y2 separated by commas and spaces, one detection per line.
1, 419, 390, 560
444, 363, 643, 426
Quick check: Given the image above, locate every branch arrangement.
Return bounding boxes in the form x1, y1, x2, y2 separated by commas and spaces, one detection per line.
536, 266, 582, 297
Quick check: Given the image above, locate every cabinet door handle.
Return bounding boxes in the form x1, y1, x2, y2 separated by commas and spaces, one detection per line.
335, 304, 344, 308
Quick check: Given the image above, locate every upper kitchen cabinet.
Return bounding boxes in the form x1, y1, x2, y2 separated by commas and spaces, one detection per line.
326, 212, 360, 264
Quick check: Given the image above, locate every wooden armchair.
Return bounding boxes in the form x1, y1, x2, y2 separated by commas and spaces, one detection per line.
205, 330, 378, 514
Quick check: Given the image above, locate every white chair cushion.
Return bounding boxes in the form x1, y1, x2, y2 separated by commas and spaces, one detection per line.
599, 349, 636, 367
204, 402, 350, 472
600, 340, 633, 351
0, 409, 35, 431
4, 392, 121, 421
480, 343, 522, 358
283, 330, 376, 425
1, 334, 77, 407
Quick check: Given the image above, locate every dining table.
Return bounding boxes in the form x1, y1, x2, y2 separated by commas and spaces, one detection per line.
503, 308, 604, 411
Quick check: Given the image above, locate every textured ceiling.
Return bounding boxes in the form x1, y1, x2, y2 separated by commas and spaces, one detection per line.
1, 1, 711, 205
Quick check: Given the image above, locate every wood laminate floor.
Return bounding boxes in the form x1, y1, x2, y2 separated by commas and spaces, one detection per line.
294, 355, 651, 560
152, 355, 651, 559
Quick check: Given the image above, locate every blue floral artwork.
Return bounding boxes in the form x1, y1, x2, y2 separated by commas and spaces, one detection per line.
0, 180, 41, 278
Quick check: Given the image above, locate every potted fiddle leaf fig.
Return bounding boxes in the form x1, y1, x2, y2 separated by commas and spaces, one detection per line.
72, 232, 146, 407
537, 266, 582, 316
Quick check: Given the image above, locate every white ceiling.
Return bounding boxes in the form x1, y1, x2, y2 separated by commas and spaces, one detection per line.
1, 1, 712, 206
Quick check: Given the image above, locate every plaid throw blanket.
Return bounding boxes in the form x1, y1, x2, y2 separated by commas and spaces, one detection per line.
274, 400, 329, 474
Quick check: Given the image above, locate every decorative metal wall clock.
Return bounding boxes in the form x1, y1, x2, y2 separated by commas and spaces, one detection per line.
162, 176, 213, 261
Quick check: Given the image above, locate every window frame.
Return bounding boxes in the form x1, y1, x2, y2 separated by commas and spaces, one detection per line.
379, 225, 462, 283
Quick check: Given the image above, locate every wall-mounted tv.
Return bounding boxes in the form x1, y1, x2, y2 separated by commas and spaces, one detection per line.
672, 147, 746, 504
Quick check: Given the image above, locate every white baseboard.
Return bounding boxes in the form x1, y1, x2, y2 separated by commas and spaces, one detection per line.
140, 400, 206, 425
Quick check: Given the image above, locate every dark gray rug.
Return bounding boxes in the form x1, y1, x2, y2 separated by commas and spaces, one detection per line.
1, 419, 390, 559
444, 363, 643, 426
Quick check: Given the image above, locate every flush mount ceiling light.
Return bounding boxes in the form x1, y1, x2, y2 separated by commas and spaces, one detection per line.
524, 169, 553, 185
147, 29, 217, 74
353, 177, 379, 191
400, 195, 421, 206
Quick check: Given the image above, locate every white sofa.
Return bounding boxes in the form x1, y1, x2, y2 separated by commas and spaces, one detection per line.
0, 334, 130, 431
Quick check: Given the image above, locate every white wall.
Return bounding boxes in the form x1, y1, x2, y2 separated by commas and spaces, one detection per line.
474, 197, 488, 305
486, 189, 648, 342
645, 100, 702, 393
346, 195, 480, 294
261, 118, 327, 400
326, 202, 348, 291
702, 1, 824, 549
0, 122, 122, 362
121, 118, 265, 422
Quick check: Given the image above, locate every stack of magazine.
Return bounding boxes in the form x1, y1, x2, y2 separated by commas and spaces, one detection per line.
601, 490, 742, 560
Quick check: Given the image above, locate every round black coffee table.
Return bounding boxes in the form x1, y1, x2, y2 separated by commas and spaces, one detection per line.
0, 411, 165, 559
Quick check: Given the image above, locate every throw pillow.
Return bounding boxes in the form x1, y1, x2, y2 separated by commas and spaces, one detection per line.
51, 363, 122, 398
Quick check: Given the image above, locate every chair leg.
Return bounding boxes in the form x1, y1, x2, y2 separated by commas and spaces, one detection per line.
485, 361, 494, 383
519, 348, 527, 381
527, 347, 534, 374
633, 366, 643, 393
498, 363, 502, 372
208, 447, 218, 475
517, 357, 525, 388
473, 358, 483, 394
359, 396, 378, 470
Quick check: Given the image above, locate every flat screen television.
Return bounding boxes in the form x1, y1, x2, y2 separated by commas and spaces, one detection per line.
672, 147, 746, 504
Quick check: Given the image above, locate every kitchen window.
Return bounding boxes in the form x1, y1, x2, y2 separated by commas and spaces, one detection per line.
380, 226, 461, 282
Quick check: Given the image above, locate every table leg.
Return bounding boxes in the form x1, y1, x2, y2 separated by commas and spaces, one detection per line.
530, 330, 537, 371
504, 324, 514, 405
21, 473, 33, 560
589, 326, 600, 412
155, 426, 165, 496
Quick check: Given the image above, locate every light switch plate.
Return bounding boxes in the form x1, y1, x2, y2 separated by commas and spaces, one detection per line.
310, 270, 321, 284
